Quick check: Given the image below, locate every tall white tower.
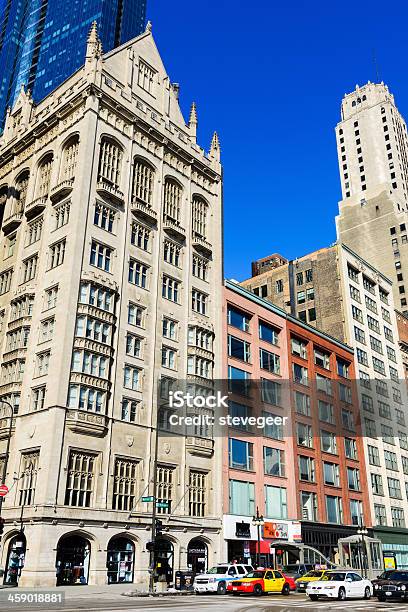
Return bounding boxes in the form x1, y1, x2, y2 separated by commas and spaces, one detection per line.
336, 82, 408, 313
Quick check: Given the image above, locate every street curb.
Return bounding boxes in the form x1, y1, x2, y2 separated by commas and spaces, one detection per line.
122, 590, 195, 597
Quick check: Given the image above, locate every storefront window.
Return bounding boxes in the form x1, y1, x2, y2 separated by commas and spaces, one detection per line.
4, 534, 26, 585
107, 537, 134, 583
187, 539, 207, 574
55, 534, 90, 586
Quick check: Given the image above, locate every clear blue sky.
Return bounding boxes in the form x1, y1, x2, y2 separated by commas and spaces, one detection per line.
149, 0, 408, 281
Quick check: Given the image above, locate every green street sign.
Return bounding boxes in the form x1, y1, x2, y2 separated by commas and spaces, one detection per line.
156, 502, 169, 509
142, 496, 154, 502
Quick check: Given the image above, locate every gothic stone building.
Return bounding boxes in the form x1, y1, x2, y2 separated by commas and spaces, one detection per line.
0, 24, 223, 587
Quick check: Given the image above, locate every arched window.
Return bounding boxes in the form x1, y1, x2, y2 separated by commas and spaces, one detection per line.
37, 154, 53, 198
0, 185, 8, 228
192, 195, 208, 238
132, 158, 154, 205
163, 178, 182, 223
98, 137, 123, 188
61, 136, 79, 181
352, 101, 356, 107
15, 171, 29, 212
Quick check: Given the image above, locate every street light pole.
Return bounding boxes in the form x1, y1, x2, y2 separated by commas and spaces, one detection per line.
252, 507, 264, 569
0, 400, 14, 518
357, 526, 368, 578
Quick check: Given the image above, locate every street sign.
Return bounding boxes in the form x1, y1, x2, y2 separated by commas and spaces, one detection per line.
141, 496, 154, 502
0, 484, 9, 497
156, 502, 169, 509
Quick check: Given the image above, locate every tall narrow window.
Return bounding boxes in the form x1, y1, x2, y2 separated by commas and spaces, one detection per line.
98, 138, 123, 188
138, 60, 155, 93
112, 458, 138, 511
163, 178, 182, 223
18, 452, 39, 506
64, 451, 95, 507
37, 154, 53, 197
156, 465, 174, 514
132, 158, 154, 205
192, 196, 208, 238
61, 136, 79, 181
15, 171, 29, 213
189, 471, 206, 517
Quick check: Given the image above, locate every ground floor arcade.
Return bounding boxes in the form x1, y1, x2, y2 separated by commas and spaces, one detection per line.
0, 520, 221, 588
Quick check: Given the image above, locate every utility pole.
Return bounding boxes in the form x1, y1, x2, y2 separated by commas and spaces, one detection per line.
0, 400, 14, 518
148, 411, 160, 595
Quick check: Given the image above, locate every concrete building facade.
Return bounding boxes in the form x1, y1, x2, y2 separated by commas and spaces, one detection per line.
240, 244, 408, 567
0, 24, 223, 588
335, 82, 408, 315
223, 281, 371, 566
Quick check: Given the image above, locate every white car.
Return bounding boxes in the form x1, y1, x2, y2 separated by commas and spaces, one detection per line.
193, 564, 253, 594
306, 570, 372, 601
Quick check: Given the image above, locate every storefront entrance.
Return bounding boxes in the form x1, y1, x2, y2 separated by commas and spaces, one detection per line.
4, 534, 26, 586
187, 539, 207, 574
154, 538, 173, 585
107, 537, 134, 583
56, 535, 90, 586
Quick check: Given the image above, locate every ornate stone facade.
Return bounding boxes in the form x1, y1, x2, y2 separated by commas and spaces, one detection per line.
0, 24, 223, 588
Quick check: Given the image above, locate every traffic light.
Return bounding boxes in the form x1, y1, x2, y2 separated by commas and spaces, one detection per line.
0, 517, 4, 535
155, 519, 163, 536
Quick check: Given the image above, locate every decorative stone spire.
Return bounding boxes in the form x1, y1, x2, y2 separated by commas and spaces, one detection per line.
146, 20, 152, 33
209, 131, 220, 161
86, 21, 102, 61
189, 102, 197, 142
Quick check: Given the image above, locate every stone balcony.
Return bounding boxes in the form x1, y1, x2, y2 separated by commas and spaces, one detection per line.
131, 199, 157, 224
66, 409, 108, 437
2, 345, 27, 361
163, 217, 186, 241
25, 195, 47, 219
50, 179, 74, 202
186, 373, 214, 388
192, 234, 212, 256
186, 436, 214, 457
0, 415, 16, 440
2, 211, 22, 234
96, 180, 124, 205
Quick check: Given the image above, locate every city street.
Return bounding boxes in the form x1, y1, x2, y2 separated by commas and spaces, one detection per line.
1, 589, 408, 612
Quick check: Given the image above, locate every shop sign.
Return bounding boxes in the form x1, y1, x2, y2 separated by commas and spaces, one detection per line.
235, 521, 251, 538
188, 547, 206, 555
263, 522, 288, 540
291, 521, 302, 542
384, 554, 396, 570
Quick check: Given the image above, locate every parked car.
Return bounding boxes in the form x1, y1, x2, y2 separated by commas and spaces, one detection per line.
281, 573, 296, 591
306, 570, 372, 601
193, 564, 253, 594
282, 563, 314, 579
372, 569, 408, 601
226, 569, 291, 596
296, 569, 331, 592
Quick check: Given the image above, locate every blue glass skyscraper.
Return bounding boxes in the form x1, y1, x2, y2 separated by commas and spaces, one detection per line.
0, 0, 146, 127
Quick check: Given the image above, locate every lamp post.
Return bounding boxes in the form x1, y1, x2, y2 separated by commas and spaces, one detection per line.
252, 507, 264, 569
357, 526, 368, 578
0, 400, 14, 517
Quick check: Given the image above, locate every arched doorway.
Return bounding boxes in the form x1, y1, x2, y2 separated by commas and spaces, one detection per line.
4, 534, 26, 586
154, 538, 174, 585
55, 534, 90, 586
107, 537, 134, 583
187, 538, 208, 575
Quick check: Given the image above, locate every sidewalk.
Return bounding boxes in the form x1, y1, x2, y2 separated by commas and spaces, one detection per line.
0, 583, 194, 598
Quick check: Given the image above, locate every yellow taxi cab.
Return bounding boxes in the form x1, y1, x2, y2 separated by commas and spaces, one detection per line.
296, 569, 330, 592
227, 569, 291, 596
